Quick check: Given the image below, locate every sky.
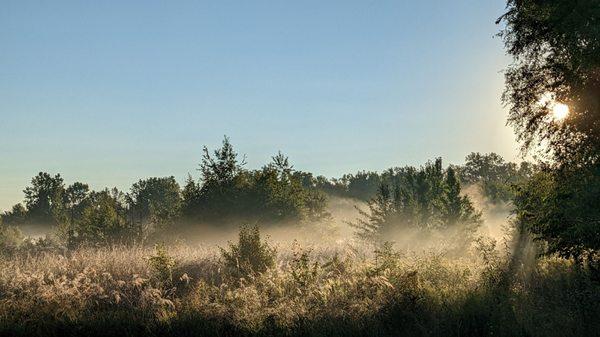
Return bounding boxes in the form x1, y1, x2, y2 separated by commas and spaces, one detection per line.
0, 0, 519, 211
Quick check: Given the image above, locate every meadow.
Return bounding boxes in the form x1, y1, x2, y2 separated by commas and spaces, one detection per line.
1, 225, 598, 337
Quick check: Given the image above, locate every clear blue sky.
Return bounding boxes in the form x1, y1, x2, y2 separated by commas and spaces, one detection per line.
0, 0, 518, 211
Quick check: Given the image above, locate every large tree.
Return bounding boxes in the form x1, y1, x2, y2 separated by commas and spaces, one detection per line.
251, 152, 328, 223
188, 136, 249, 224
61, 182, 91, 246
498, 0, 600, 164
498, 0, 600, 264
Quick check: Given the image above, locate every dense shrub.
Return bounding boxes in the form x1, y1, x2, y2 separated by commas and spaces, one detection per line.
0, 223, 23, 255
219, 225, 277, 278
148, 243, 177, 286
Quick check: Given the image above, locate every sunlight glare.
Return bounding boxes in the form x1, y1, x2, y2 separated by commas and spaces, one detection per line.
552, 103, 569, 121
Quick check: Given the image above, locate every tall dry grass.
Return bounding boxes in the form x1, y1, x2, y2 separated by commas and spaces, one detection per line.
0, 238, 598, 337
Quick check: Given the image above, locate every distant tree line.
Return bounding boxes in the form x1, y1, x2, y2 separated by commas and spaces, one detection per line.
294, 152, 535, 204
1, 137, 532, 249
1, 137, 328, 247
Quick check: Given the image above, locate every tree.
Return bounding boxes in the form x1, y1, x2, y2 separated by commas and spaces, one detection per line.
181, 174, 202, 220
460, 152, 533, 203
200, 136, 246, 188
1, 204, 27, 227
74, 189, 134, 246
441, 167, 482, 246
251, 156, 305, 222
462, 153, 508, 184
498, 0, 600, 164
183, 138, 328, 226
62, 182, 91, 247
65, 182, 90, 208
345, 171, 381, 201
513, 165, 600, 264
189, 136, 248, 224
127, 176, 182, 233
351, 183, 397, 242
499, 0, 600, 265
442, 167, 463, 227
352, 159, 481, 244
243, 152, 328, 224
23, 172, 65, 226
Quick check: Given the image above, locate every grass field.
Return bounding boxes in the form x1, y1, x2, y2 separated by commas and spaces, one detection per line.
1, 231, 598, 337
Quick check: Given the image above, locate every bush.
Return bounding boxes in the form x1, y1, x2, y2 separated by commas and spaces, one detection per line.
220, 225, 276, 278
148, 243, 176, 285
0, 224, 24, 255
290, 241, 319, 288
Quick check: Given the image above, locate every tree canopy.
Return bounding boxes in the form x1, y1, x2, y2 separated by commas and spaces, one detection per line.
499, 0, 600, 164
499, 0, 600, 265
351, 159, 482, 245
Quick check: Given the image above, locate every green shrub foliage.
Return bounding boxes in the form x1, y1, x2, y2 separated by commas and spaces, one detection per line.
220, 225, 277, 278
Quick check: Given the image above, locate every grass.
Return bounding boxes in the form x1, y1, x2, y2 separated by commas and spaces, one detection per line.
0, 234, 598, 337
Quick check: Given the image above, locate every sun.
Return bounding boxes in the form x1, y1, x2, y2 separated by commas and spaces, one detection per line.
538, 93, 570, 122
552, 103, 569, 121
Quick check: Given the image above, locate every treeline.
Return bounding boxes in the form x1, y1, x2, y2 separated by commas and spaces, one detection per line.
0, 136, 530, 249
1, 137, 329, 247
300, 152, 535, 204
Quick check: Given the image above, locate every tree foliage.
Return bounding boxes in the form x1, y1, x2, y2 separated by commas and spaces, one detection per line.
514, 165, 600, 264
182, 137, 328, 226
0, 137, 330, 246
460, 152, 535, 203
73, 189, 135, 246
220, 225, 277, 278
0, 140, 536, 253
498, 0, 600, 164
499, 0, 600, 265
23, 172, 65, 226
127, 177, 182, 232
303, 153, 531, 204
352, 159, 482, 243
